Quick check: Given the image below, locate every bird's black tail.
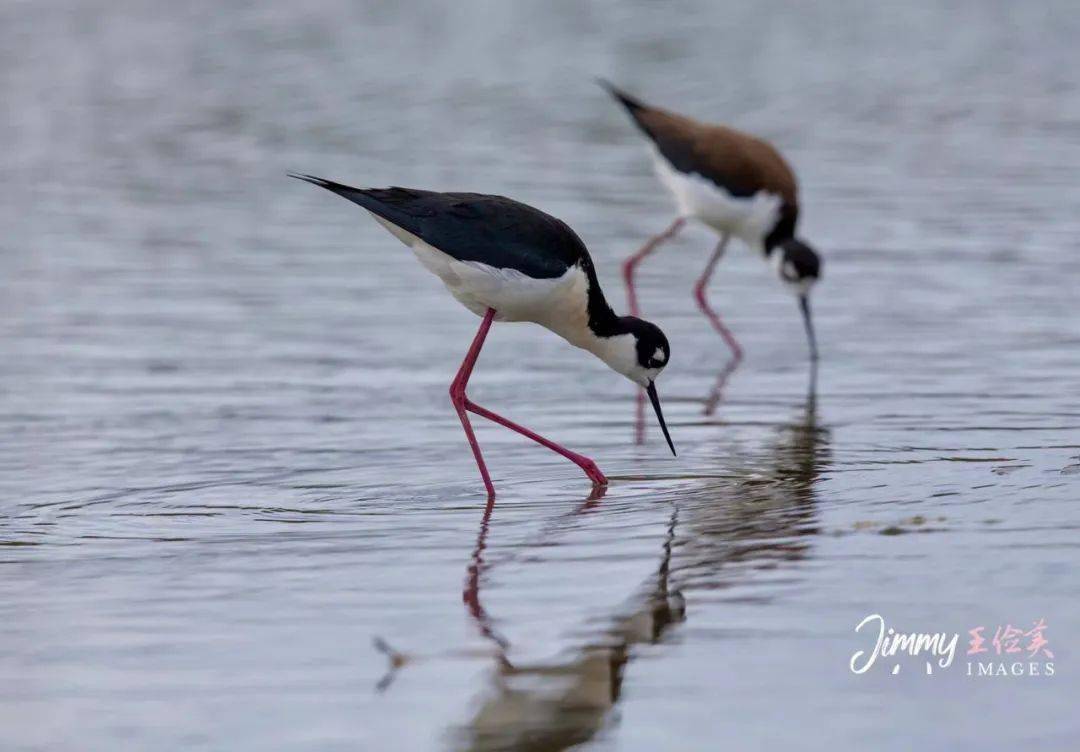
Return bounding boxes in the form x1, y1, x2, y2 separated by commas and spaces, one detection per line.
288, 173, 377, 207
288, 173, 363, 200
289, 173, 433, 240
596, 79, 658, 139
596, 78, 646, 113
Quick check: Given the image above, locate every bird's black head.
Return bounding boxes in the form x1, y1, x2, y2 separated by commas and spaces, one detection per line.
775, 238, 822, 289
774, 238, 822, 361
597, 316, 676, 455
619, 316, 670, 384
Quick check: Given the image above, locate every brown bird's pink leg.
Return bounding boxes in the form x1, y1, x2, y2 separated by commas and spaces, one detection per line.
622, 216, 687, 317
449, 308, 608, 496
623, 217, 686, 443
693, 233, 743, 361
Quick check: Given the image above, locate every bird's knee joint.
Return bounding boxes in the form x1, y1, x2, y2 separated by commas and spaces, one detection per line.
449, 383, 466, 405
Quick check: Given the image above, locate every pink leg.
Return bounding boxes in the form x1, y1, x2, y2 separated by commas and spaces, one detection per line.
449, 308, 608, 494
624, 217, 686, 443
465, 401, 607, 486
623, 216, 687, 317
450, 309, 498, 498
693, 233, 743, 361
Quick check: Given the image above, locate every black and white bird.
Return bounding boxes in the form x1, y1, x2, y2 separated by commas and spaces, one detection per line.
600, 80, 822, 362
291, 174, 676, 498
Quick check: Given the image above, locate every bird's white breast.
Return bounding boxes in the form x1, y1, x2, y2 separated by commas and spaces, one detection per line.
650, 145, 782, 250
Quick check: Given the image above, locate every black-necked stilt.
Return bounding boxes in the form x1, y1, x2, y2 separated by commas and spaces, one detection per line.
600, 81, 822, 363
291, 174, 676, 497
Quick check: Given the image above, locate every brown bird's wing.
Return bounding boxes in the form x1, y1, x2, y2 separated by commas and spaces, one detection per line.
643, 109, 799, 207
600, 81, 799, 208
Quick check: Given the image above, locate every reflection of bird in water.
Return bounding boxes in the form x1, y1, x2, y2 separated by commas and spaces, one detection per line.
455, 498, 684, 752
452, 385, 828, 750
462, 497, 511, 654
702, 355, 742, 417
704, 323, 819, 420
374, 387, 828, 749
775, 374, 826, 496
372, 489, 608, 694
678, 382, 829, 586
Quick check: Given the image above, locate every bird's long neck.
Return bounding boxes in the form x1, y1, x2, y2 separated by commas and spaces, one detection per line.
578, 257, 622, 339
764, 204, 798, 255
537, 256, 635, 381
538, 260, 640, 381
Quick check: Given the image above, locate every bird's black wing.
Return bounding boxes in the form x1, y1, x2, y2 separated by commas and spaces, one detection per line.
291, 175, 586, 279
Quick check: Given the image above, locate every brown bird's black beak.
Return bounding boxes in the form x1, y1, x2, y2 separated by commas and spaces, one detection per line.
646, 381, 676, 456
799, 295, 819, 362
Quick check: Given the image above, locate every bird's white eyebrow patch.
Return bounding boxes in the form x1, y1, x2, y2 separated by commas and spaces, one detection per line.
652, 347, 667, 363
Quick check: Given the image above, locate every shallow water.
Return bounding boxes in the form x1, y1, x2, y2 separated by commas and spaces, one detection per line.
3, 1, 1079, 749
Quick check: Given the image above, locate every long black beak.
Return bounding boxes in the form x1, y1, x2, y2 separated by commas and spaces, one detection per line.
645, 381, 676, 456
799, 295, 819, 362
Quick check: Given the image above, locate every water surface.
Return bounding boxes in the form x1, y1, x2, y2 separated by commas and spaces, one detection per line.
2, 1, 1079, 749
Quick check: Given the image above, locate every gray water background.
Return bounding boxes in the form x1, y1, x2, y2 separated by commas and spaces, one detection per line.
2, 1, 1079, 749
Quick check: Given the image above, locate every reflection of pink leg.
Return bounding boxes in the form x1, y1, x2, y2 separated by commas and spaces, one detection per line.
462, 495, 510, 650
623, 217, 686, 443
449, 308, 608, 493
692, 233, 743, 361
462, 484, 606, 653
703, 356, 740, 416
